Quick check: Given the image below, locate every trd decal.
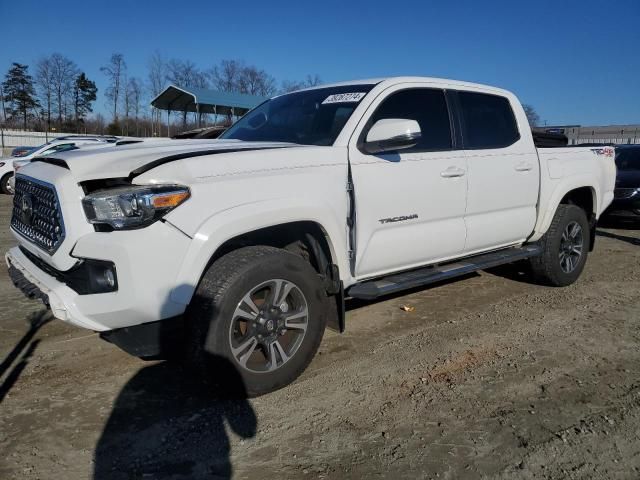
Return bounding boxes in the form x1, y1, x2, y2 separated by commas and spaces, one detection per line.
378, 214, 418, 224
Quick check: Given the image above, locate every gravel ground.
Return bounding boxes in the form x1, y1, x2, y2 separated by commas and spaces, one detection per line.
1, 193, 639, 479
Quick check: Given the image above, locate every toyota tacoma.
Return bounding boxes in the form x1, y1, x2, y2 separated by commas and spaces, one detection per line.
5, 77, 616, 396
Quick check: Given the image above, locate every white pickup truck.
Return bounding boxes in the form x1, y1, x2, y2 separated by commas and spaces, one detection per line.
6, 77, 616, 396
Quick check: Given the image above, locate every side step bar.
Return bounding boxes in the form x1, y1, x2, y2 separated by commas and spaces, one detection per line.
347, 245, 542, 300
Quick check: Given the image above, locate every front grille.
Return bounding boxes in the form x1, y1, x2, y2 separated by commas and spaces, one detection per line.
614, 188, 638, 200
11, 176, 65, 254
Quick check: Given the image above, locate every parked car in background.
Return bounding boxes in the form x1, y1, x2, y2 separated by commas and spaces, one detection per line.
604, 145, 640, 221
50, 135, 120, 143
0, 158, 17, 193
11, 146, 38, 157
172, 126, 227, 139
3, 139, 114, 194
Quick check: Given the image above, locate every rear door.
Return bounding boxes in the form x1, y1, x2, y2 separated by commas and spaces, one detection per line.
349, 85, 468, 279
456, 91, 539, 254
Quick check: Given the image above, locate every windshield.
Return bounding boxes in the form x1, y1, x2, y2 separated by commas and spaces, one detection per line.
220, 84, 375, 146
615, 148, 640, 171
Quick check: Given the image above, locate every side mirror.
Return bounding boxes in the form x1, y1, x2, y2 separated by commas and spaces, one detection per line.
364, 118, 421, 154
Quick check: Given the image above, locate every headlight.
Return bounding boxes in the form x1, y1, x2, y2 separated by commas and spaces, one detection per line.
0, 162, 5, 167
82, 184, 190, 229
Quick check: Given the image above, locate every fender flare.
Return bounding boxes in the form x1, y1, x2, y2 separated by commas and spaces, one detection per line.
532, 178, 599, 241
170, 199, 348, 306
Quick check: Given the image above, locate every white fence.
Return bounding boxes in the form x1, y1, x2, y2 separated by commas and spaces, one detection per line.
0, 129, 79, 149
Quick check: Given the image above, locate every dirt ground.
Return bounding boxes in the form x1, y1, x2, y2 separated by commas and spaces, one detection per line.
1, 193, 639, 480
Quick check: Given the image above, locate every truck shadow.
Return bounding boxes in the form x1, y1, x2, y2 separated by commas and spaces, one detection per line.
597, 216, 640, 231
93, 295, 257, 480
0, 310, 51, 404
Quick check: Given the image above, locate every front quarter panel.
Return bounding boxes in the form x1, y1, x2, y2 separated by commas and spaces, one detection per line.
134, 146, 351, 304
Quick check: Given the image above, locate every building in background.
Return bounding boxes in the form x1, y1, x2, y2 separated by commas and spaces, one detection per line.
151, 85, 266, 136
535, 124, 640, 145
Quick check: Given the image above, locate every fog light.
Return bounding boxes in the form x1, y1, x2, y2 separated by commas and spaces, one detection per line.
103, 269, 116, 288
84, 261, 118, 294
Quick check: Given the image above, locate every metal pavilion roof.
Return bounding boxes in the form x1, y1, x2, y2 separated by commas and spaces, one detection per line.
150, 84, 267, 116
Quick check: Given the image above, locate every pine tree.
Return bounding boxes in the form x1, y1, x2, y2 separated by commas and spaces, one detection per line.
73, 72, 97, 130
2, 63, 40, 129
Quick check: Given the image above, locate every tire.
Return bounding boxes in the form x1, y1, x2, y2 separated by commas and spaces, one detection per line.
0, 173, 12, 195
186, 246, 328, 397
529, 204, 590, 287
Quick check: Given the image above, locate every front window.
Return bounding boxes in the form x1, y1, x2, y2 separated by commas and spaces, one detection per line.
220, 84, 375, 146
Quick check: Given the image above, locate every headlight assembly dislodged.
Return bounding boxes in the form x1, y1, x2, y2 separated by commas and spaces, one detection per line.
82, 184, 190, 229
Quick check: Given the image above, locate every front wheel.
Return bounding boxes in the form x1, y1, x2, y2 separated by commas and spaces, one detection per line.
529, 204, 590, 287
187, 246, 328, 397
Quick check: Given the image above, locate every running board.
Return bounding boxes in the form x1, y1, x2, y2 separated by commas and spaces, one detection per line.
347, 245, 542, 300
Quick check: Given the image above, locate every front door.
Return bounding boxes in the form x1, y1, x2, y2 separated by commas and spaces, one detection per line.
348, 86, 468, 279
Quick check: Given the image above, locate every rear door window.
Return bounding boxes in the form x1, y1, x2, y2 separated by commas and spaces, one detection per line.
458, 92, 520, 149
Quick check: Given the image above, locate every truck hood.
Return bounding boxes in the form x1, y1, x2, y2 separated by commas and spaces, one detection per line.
33, 139, 298, 182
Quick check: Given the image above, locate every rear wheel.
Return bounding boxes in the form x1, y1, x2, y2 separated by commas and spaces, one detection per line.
187, 246, 328, 397
0, 173, 12, 195
529, 204, 590, 286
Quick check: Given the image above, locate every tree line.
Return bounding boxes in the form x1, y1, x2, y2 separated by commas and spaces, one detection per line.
1, 52, 321, 137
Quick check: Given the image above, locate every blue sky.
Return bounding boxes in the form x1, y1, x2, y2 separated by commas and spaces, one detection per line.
1, 0, 638, 126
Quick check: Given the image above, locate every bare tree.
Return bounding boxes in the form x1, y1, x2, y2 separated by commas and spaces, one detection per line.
166, 59, 207, 88
280, 74, 323, 93
304, 74, 322, 87
35, 57, 55, 130
49, 53, 78, 126
239, 66, 276, 96
523, 104, 541, 127
166, 59, 207, 126
126, 77, 142, 136
0, 83, 6, 124
101, 53, 126, 122
210, 59, 244, 92
122, 70, 130, 135
147, 51, 166, 136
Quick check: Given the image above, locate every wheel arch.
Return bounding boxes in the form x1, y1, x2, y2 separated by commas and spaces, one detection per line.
172, 212, 345, 303
534, 183, 599, 250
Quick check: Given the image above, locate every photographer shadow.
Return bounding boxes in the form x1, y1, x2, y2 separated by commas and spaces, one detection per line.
93, 290, 257, 480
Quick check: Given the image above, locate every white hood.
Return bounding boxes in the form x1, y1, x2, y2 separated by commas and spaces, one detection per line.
29, 139, 298, 182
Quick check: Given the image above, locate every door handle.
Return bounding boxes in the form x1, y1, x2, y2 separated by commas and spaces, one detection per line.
440, 167, 466, 178
515, 162, 533, 172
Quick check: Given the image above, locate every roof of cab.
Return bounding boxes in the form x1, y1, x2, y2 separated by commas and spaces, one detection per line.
290, 76, 512, 97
